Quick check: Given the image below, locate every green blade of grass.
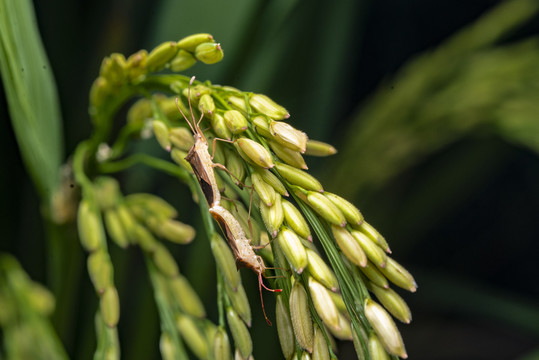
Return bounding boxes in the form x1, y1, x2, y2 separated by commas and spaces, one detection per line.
0, 0, 63, 202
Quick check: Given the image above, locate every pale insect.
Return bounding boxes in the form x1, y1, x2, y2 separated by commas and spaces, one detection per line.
175, 76, 281, 325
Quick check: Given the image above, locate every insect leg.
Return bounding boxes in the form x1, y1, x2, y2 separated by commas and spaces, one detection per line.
258, 272, 282, 326
211, 136, 234, 160
251, 236, 276, 250
213, 162, 253, 190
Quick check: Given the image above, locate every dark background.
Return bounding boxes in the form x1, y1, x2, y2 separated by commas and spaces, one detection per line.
1, 0, 539, 359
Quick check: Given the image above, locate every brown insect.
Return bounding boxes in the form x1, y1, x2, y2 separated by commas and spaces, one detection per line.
182, 104, 221, 208
176, 76, 281, 325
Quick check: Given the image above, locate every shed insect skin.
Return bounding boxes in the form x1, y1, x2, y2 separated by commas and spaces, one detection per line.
176, 76, 281, 325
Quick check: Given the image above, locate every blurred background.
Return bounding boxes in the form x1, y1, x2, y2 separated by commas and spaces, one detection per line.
1, 0, 539, 359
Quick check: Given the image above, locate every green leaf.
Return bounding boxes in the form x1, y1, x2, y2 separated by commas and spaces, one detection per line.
0, 0, 63, 202
0, 254, 69, 360
494, 93, 539, 154
329, 0, 539, 199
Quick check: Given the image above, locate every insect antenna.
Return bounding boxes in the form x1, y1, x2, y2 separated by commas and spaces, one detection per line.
187, 76, 197, 126
175, 97, 195, 134
176, 76, 208, 143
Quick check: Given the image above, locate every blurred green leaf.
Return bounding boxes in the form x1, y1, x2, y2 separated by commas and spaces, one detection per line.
149, 0, 262, 82
519, 347, 539, 360
329, 0, 539, 198
150, 0, 369, 140
494, 93, 539, 154
0, 0, 63, 202
0, 254, 68, 360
